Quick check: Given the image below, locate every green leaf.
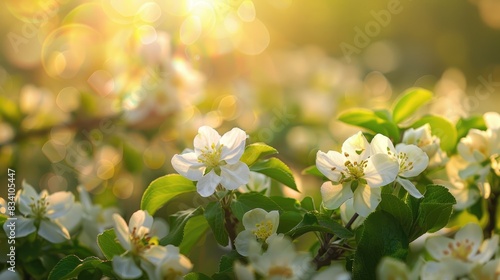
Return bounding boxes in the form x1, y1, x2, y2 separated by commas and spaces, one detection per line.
48, 256, 109, 280
338, 108, 400, 141
250, 158, 298, 192
184, 272, 213, 280
179, 215, 209, 255
352, 211, 409, 280
278, 211, 303, 233
456, 115, 487, 141
300, 196, 316, 212
378, 194, 413, 235
302, 165, 326, 179
407, 185, 456, 241
230, 192, 282, 221
286, 213, 353, 239
218, 251, 242, 273
161, 207, 204, 246
141, 174, 197, 215
97, 229, 125, 261
338, 109, 388, 135
270, 196, 301, 211
392, 88, 433, 124
410, 115, 457, 153
205, 202, 229, 246
240, 143, 278, 166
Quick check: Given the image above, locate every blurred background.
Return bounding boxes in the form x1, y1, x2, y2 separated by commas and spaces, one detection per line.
1, 0, 500, 272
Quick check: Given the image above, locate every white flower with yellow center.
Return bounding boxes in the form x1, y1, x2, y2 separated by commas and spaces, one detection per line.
371, 134, 429, 198
423, 223, 498, 277
235, 208, 279, 256
3, 181, 77, 243
316, 132, 399, 217
247, 235, 312, 280
112, 210, 157, 279
171, 126, 250, 197
141, 245, 193, 280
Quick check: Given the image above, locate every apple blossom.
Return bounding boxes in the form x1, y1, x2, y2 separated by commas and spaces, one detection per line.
235, 208, 279, 256
171, 126, 250, 197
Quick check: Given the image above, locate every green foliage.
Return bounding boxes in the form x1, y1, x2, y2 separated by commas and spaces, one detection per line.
338, 108, 400, 141
230, 192, 283, 221
410, 115, 457, 153
97, 229, 125, 261
286, 213, 353, 239
161, 207, 204, 246
184, 272, 213, 280
378, 194, 413, 235
48, 255, 114, 280
141, 174, 197, 215
205, 202, 229, 246
352, 211, 409, 280
406, 185, 456, 241
391, 88, 433, 124
240, 142, 278, 166
179, 215, 210, 255
456, 115, 487, 140
250, 158, 299, 192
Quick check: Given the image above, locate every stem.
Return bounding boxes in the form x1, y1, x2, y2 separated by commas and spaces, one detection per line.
486, 192, 498, 238
220, 190, 238, 249
313, 213, 359, 269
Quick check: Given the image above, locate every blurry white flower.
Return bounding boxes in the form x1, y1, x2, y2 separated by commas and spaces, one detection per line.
423, 223, 498, 277
247, 235, 312, 280
76, 186, 120, 254
239, 172, 271, 195
316, 132, 399, 216
402, 124, 440, 159
470, 258, 500, 280
112, 210, 155, 279
171, 126, 250, 197
371, 134, 429, 198
313, 264, 351, 280
377, 257, 426, 280
435, 156, 480, 210
234, 262, 256, 280
420, 261, 457, 280
3, 181, 78, 243
0, 269, 21, 280
141, 245, 192, 280
235, 208, 279, 256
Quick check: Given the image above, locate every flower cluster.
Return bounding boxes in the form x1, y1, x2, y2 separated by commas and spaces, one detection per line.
316, 131, 428, 216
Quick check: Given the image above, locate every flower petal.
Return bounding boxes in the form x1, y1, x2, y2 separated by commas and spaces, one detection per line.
220, 162, 250, 190
420, 261, 457, 280
38, 220, 70, 243
370, 134, 396, 155
353, 184, 381, 217
194, 126, 221, 154
18, 181, 39, 216
113, 213, 132, 250
242, 208, 268, 230
171, 152, 204, 181
196, 170, 221, 197
129, 210, 153, 236
473, 234, 498, 264
484, 112, 500, 130
112, 255, 143, 279
219, 127, 247, 164
4, 216, 35, 238
340, 199, 364, 229
45, 191, 74, 219
320, 181, 353, 210
235, 230, 256, 256
397, 177, 423, 198
396, 144, 429, 177
342, 131, 371, 162
425, 236, 455, 260
316, 150, 347, 182
266, 211, 280, 234
364, 153, 398, 188
56, 202, 83, 233
455, 223, 483, 258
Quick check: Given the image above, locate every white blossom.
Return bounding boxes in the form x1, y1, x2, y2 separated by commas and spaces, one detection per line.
172, 126, 250, 197
316, 132, 399, 216
235, 208, 279, 256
